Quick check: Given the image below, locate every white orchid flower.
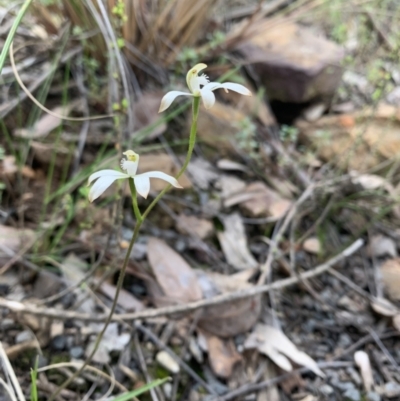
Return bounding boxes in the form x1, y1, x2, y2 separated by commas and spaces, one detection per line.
88, 150, 182, 202
159, 63, 252, 112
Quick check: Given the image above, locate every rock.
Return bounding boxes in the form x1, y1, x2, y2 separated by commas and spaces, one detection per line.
320, 384, 334, 395
343, 387, 361, 401
176, 215, 214, 240
69, 346, 84, 359
236, 20, 344, 103
163, 382, 173, 399
381, 382, 400, 398
51, 335, 67, 351
366, 391, 381, 401
16, 330, 34, 344
196, 102, 247, 153
156, 351, 180, 374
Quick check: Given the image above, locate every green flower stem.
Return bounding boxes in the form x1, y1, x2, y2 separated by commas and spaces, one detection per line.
0, 0, 33, 74
142, 96, 200, 221
51, 96, 200, 400
129, 178, 143, 222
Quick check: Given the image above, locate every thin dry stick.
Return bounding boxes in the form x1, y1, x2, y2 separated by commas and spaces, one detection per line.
9, 42, 114, 121
0, 342, 26, 401
211, 361, 354, 401
0, 239, 364, 322
37, 362, 126, 393
258, 184, 315, 284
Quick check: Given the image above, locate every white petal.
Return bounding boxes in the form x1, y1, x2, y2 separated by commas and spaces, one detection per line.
138, 171, 183, 190
121, 159, 139, 176
200, 88, 216, 109
88, 169, 128, 185
202, 82, 222, 92
159, 91, 192, 112
88, 175, 124, 202
219, 82, 252, 96
186, 63, 207, 93
133, 175, 151, 199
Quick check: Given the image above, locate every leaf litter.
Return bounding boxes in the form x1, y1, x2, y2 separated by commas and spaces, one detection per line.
2, 1, 400, 400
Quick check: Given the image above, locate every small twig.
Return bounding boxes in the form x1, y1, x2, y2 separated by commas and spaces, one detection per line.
0, 342, 26, 401
134, 321, 216, 395
9, 42, 114, 121
0, 239, 364, 322
367, 327, 400, 370
210, 361, 354, 401
258, 184, 315, 283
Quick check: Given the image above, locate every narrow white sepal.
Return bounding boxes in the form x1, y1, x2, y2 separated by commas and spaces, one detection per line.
88, 175, 125, 202
219, 82, 252, 96
133, 175, 151, 198
139, 171, 182, 188
88, 169, 127, 185
200, 89, 216, 109
159, 91, 193, 112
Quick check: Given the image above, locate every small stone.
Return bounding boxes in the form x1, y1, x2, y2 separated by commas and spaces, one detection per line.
367, 391, 381, 401
16, 330, 34, 344
320, 384, 334, 395
163, 382, 173, 399
51, 335, 67, 351
0, 318, 14, 330
189, 338, 203, 363
382, 382, 400, 398
69, 346, 84, 359
343, 387, 361, 401
156, 351, 180, 374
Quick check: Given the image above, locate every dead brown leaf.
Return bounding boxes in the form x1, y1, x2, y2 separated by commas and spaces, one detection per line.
0, 225, 35, 264
244, 324, 325, 377
354, 351, 374, 392
147, 238, 202, 305
303, 238, 321, 255
225, 181, 292, 219
14, 105, 73, 139
368, 235, 397, 258
176, 214, 214, 240
96, 280, 144, 312
0, 156, 18, 178
133, 92, 166, 140
202, 333, 242, 378
196, 269, 261, 337
370, 297, 399, 317
298, 104, 400, 170
380, 258, 400, 300
217, 213, 258, 270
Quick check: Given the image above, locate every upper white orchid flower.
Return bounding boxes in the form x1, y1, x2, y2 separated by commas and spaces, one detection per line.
159, 63, 252, 112
88, 150, 182, 202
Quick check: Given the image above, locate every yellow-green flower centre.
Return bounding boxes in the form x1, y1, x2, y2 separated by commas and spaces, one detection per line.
123, 150, 138, 162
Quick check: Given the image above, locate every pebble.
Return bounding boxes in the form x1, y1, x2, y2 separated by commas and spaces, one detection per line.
343, 387, 361, 401
156, 351, 180, 374
16, 330, 34, 343
367, 391, 381, 401
383, 382, 400, 397
51, 335, 67, 351
69, 346, 84, 359
189, 338, 203, 363
0, 318, 14, 330
163, 382, 173, 399
320, 384, 334, 395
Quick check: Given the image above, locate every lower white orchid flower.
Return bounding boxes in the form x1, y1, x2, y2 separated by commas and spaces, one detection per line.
159, 63, 252, 112
88, 150, 182, 202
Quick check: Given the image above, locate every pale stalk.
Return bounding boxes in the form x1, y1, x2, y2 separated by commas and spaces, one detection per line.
50, 96, 200, 400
